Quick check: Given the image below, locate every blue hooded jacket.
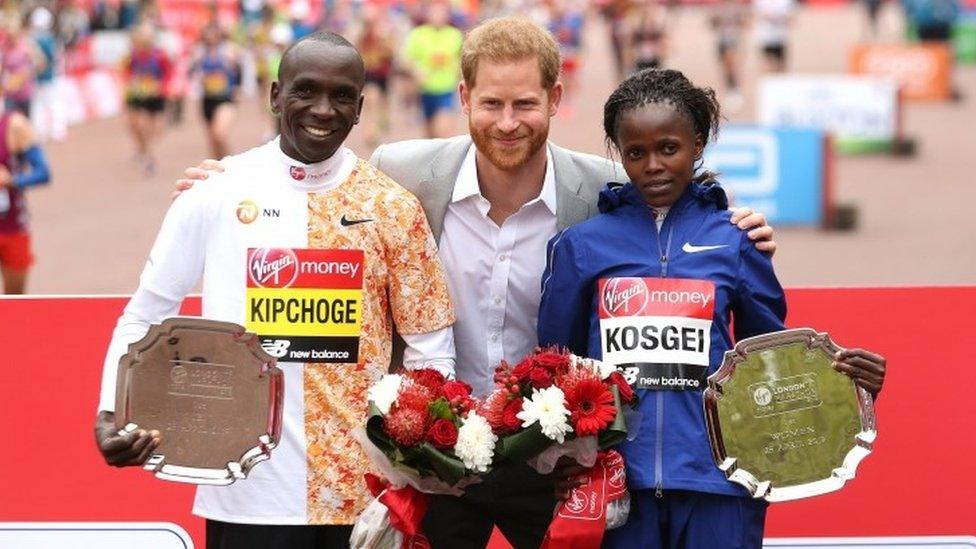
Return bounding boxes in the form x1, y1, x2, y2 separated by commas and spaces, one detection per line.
537, 180, 786, 496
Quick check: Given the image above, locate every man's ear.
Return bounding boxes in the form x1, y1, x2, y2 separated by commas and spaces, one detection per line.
459, 80, 470, 115
270, 81, 281, 115
694, 134, 705, 159
547, 81, 564, 117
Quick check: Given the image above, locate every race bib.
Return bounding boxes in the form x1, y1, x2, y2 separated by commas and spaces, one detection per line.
203, 72, 230, 95
598, 277, 715, 391
245, 248, 363, 363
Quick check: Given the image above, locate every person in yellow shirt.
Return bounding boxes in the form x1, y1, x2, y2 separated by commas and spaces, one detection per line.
404, 1, 463, 138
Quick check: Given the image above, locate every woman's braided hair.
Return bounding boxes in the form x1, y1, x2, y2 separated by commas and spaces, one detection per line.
603, 68, 722, 160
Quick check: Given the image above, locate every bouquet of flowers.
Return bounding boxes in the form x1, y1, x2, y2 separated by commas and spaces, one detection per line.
351, 369, 495, 548
481, 348, 639, 546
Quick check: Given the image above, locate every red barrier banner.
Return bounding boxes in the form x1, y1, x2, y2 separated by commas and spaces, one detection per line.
1, 288, 974, 547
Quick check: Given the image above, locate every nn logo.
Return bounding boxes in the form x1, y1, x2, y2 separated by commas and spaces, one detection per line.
263, 208, 280, 218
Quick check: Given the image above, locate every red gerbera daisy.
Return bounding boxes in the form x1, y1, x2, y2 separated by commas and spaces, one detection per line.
564, 378, 617, 437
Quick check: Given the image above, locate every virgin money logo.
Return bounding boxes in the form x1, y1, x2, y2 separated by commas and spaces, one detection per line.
602, 278, 649, 317
564, 490, 588, 515
248, 248, 299, 288
290, 166, 306, 181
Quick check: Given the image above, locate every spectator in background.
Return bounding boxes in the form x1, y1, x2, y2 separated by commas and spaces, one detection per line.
629, 0, 669, 73
30, 6, 67, 142
356, 3, 397, 147
862, 0, 884, 39
0, 98, 52, 294
904, 0, 961, 99
404, 1, 463, 138
711, 0, 748, 112
904, 0, 959, 41
548, 0, 585, 115
754, 0, 795, 72
122, 21, 172, 176
190, 23, 241, 159
1, 16, 44, 117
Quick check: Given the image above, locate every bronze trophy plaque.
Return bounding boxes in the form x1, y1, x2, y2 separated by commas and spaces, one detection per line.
115, 318, 284, 485
703, 328, 876, 501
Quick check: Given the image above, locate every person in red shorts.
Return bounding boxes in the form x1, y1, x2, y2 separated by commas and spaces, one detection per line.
0, 107, 51, 294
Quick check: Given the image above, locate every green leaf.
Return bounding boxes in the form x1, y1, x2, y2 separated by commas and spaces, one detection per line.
494, 423, 553, 463
598, 385, 629, 449
418, 442, 471, 485
428, 397, 455, 421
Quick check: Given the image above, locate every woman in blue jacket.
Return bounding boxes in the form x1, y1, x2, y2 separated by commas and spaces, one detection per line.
537, 68, 886, 548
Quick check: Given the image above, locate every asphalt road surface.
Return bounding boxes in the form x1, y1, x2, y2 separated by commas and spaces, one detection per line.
22, 3, 976, 294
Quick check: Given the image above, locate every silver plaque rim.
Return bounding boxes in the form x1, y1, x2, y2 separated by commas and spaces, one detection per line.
703, 328, 877, 502
116, 317, 284, 485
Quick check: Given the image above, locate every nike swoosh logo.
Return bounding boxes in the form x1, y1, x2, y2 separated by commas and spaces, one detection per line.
682, 242, 729, 253
340, 215, 373, 227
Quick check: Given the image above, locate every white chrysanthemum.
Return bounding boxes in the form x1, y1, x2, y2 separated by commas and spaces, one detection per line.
518, 386, 574, 444
455, 412, 497, 473
367, 374, 403, 415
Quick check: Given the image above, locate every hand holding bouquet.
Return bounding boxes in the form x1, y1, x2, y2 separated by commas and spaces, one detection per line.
352, 369, 495, 548
482, 349, 640, 546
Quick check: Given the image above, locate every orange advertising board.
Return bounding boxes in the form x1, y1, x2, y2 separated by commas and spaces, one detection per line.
850, 43, 953, 101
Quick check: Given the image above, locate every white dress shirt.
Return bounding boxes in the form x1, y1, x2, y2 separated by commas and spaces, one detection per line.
437, 144, 559, 396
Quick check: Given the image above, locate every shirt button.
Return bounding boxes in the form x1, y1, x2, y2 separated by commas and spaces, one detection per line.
498, 254, 508, 262
490, 333, 499, 342
493, 296, 502, 305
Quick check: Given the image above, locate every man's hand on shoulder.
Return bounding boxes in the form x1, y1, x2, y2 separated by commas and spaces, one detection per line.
730, 207, 776, 255
95, 410, 160, 467
171, 159, 225, 201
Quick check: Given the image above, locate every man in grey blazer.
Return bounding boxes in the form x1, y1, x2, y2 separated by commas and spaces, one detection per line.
369, 18, 773, 549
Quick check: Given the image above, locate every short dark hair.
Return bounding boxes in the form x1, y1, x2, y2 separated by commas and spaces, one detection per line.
603, 68, 721, 151
278, 31, 360, 80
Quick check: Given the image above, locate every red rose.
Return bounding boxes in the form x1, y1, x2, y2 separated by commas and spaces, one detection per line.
411, 369, 446, 390
533, 351, 571, 374
501, 398, 523, 432
442, 380, 473, 401
609, 371, 635, 404
427, 418, 459, 449
528, 366, 553, 388
512, 359, 533, 381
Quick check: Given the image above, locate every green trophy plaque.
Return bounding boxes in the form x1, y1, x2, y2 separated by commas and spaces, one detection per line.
703, 328, 876, 501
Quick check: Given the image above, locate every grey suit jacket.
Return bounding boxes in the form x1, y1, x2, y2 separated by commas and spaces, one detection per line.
370, 135, 624, 240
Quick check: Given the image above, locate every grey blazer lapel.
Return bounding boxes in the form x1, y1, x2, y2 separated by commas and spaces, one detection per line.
418, 137, 472, 242
551, 143, 592, 230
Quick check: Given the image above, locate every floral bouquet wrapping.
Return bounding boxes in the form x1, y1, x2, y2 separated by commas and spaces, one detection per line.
482, 349, 640, 547
350, 369, 495, 548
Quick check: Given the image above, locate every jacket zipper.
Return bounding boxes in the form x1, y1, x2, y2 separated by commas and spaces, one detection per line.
652, 213, 674, 498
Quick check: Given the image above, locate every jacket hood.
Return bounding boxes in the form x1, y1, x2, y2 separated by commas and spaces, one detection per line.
597, 179, 730, 214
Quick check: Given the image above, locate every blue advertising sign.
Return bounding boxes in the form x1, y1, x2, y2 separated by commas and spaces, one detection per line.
702, 126, 827, 226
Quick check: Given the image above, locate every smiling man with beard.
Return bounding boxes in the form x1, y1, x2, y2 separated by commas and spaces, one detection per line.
95, 33, 457, 549
370, 17, 777, 548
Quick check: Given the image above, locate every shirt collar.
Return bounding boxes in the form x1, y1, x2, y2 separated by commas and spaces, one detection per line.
452, 143, 557, 215
274, 137, 354, 191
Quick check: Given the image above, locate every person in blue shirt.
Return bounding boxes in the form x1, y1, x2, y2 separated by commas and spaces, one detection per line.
538, 68, 887, 549
29, 7, 67, 142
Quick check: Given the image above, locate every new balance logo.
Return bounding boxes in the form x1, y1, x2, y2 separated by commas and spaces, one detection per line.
262, 339, 291, 358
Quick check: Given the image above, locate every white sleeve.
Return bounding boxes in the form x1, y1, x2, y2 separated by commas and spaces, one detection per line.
401, 326, 456, 379
96, 188, 212, 413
